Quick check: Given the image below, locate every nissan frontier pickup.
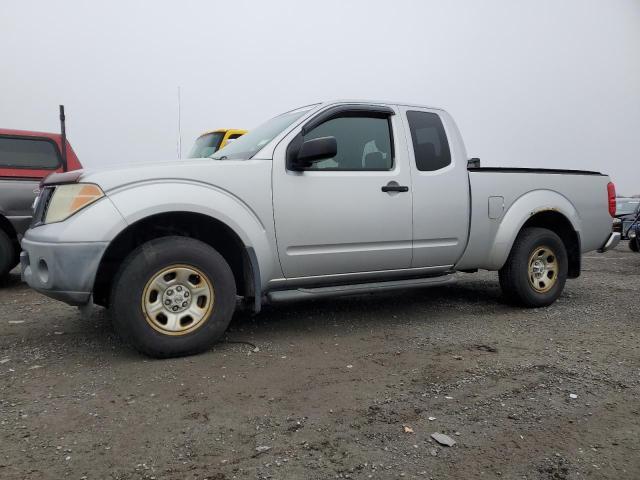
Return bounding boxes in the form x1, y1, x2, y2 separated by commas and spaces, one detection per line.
21, 100, 620, 357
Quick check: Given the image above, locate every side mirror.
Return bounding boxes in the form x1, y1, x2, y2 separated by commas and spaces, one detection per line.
292, 136, 337, 170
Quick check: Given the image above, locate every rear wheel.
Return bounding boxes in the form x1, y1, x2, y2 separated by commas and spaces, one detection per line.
0, 229, 18, 281
111, 236, 236, 358
499, 227, 568, 307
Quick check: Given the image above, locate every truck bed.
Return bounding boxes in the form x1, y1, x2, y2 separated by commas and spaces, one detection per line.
455, 168, 613, 271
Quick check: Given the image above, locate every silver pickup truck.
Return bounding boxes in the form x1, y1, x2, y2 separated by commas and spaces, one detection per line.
21, 100, 620, 357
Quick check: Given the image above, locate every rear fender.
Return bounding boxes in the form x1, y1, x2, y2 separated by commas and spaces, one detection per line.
488, 190, 580, 270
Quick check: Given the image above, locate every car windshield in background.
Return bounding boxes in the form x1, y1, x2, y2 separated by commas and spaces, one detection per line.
188, 132, 225, 158
616, 199, 640, 215
210, 108, 312, 160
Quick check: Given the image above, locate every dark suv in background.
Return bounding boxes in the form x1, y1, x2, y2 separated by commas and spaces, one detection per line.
614, 197, 640, 240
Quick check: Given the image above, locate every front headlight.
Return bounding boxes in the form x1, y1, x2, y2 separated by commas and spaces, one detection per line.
630, 229, 637, 239
44, 183, 104, 224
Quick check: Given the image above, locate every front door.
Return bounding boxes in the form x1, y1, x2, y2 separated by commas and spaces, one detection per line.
272, 106, 413, 279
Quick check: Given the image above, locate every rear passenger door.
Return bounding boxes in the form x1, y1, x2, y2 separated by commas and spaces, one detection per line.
400, 107, 470, 269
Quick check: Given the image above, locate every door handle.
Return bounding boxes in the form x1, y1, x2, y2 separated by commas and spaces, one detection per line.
381, 183, 409, 193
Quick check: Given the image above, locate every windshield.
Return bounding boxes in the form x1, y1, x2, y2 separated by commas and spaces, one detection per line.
188, 132, 225, 158
616, 199, 640, 216
211, 108, 312, 160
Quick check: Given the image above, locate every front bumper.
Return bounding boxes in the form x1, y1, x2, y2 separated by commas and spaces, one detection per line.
597, 232, 621, 253
21, 237, 108, 306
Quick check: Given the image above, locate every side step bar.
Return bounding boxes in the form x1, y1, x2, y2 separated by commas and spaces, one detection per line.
266, 274, 456, 303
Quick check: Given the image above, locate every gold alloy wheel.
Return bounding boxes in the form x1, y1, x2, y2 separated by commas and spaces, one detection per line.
141, 265, 214, 336
528, 246, 558, 293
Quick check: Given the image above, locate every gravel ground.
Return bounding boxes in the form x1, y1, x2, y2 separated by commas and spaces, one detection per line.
0, 243, 638, 480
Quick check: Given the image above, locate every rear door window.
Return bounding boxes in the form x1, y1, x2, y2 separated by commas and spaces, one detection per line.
406, 111, 451, 171
0, 136, 60, 169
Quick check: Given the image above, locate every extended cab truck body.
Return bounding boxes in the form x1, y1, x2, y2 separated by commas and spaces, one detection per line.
187, 129, 247, 158
21, 100, 620, 357
0, 128, 82, 279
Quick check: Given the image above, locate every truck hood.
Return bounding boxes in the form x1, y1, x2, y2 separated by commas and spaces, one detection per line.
52, 158, 257, 192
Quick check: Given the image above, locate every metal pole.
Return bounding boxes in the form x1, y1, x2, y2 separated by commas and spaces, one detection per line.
177, 86, 182, 160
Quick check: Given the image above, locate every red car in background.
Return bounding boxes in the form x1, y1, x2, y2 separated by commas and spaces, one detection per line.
0, 127, 82, 280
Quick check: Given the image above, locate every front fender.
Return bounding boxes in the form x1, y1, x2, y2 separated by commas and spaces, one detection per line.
25, 196, 127, 243
487, 190, 581, 269
106, 180, 280, 286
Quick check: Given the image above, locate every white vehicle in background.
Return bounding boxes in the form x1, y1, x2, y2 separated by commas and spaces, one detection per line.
21, 100, 619, 357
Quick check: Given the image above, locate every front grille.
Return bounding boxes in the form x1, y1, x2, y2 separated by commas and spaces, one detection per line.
31, 186, 55, 227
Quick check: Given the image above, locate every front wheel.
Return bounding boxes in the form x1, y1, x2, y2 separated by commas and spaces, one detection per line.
111, 236, 237, 358
499, 227, 568, 308
630, 238, 639, 252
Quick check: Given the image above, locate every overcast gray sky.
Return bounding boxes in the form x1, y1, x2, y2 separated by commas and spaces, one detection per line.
1, 0, 639, 194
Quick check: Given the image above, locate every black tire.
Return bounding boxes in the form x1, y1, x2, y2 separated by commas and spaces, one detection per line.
0, 229, 18, 281
630, 239, 639, 252
110, 236, 236, 358
498, 227, 568, 308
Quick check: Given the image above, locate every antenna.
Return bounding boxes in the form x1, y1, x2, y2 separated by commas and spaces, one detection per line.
59, 105, 68, 172
177, 86, 182, 160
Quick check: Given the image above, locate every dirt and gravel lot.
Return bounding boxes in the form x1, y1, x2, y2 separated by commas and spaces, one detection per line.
0, 243, 638, 480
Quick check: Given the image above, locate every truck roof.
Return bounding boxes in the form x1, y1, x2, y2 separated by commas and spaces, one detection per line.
320, 99, 445, 112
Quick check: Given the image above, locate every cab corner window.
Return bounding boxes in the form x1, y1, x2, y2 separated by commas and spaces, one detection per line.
304, 115, 393, 171
0, 136, 60, 169
406, 111, 451, 171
